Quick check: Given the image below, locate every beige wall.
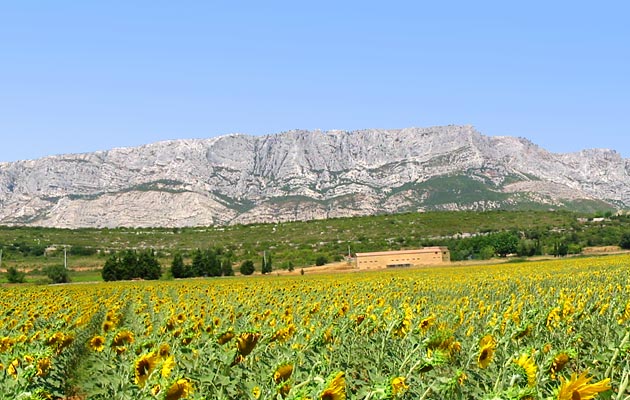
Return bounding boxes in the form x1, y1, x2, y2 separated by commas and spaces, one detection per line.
356, 248, 449, 269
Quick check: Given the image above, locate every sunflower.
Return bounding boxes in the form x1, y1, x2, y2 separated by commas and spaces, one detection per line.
89, 335, 106, 352
320, 372, 345, 400
477, 343, 495, 368
513, 354, 537, 386
550, 352, 570, 379
391, 376, 409, 397
477, 335, 496, 369
158, 343, 171, 358
37, 357, 51, 377
557, 371, 610, 400
165, 378, 193, 400
0, 336, 14, 352
217, 331, 235, 345
8, 358, 20, 378
162, 355, 176, 377
274, 364, 294, 384
419, 315, 436, 331
274, 364, 294, 398
112, 330, 134, 347
134, 352, 158, 387
236, 332, 261, 356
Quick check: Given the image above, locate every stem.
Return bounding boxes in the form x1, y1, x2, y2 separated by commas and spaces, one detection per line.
606, 330, 629, 379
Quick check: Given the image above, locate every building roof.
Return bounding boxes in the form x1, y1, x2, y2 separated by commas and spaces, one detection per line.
355, 247, 448, 257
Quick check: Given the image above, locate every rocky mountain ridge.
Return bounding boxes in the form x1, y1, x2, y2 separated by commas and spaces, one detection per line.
0, 125, 628, 228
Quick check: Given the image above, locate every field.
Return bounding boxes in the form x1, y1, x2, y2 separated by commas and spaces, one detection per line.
1, 254, 630, 399
3, 210, 629, 275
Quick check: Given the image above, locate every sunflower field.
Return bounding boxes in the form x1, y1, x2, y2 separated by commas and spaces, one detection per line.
1, 254, 630, 400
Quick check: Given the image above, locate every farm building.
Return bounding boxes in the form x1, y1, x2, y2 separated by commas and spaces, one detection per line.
355, 247, 450, 270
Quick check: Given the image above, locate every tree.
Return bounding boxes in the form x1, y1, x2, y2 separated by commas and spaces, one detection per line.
479, 246, 495, 260
46, 265, 70, 284
6, 266, 25, 283
240, 260, 255, 276
261, 251, 272, 274
221, 258, 234, 276
171, 252, 185, 278
102, 254, 121, 281
315, 255, 328, 266
191, 249, 205, 277
138, 249, 161, 280
206, 250, 222, 277
492, 232, 519, 257
620, 232, 630, 250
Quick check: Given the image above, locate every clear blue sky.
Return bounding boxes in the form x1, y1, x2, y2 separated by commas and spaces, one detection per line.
1, 1, 628, 162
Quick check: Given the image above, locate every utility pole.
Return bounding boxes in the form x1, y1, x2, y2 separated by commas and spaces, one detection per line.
64, 246, 67, 269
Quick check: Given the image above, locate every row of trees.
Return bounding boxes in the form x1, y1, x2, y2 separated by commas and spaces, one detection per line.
102, 249, 161, 281
170, 249, 277, 278
170, 248, 235, 278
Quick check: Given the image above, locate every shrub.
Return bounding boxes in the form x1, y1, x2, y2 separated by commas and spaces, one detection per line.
240, 260, 255, 275
6, 266, 26, 283
315, 255, 328, 266
45, 265, 70, 284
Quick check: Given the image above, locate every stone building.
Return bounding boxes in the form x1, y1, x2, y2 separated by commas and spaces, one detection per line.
355, 247, 450, 270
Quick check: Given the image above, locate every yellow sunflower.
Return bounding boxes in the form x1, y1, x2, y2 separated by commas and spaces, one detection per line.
134, 352, 158, 387
37, 357, 52, 377
217, 331, 235, 345
478, 343, 495, 369
274, 364, 294, 398
274, 364, 294, 384
320, 372, 345, 400
513, 354, 537, 386
477, 335, 496, 369
557, 371, 610, 400
162, 355, 176, 377
550, 352, 570, 379
89, 335, 106, 352
165, 378, 193, 400
8, 358, 20, 378
236, 332, 261, 356
391, 376, 409, 396
159, 343, 171, 358
112, 330, 134, 347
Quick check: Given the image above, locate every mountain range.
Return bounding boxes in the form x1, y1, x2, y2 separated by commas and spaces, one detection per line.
0, 125, 628, 228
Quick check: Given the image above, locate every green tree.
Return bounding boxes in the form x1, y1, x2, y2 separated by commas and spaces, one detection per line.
221, 258, 234, 276
479, 246, 495, 260
6, 266, 26, 283
240, 260, 255, 276
261, 251, 272, 274
191, 249, 205, 277
620, 232, 630, 249
138, 249, 161, 280
315, 255, 328, 266
102, 254, 121, 281
46, 265, 70, 284
171, 252, 185, 278
492, 231, 519, 257
206, 249, 222, 277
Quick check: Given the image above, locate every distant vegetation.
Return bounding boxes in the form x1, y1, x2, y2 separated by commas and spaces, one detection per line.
1, 210, 629, 282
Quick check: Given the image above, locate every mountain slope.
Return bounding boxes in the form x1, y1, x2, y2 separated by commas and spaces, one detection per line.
0, 125, 627, 228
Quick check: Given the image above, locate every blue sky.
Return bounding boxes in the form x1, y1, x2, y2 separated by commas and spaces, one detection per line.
0, 1, 628, 162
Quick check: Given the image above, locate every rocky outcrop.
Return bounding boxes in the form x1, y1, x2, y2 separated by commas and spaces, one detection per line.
0, 125, 628, 228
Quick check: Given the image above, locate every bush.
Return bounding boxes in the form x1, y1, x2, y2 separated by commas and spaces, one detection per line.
45, 265, 70, 284
315, 255, 328, 266
620, 232, 630, 250
240, 260, 255, 275
6, 266, 26, 283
